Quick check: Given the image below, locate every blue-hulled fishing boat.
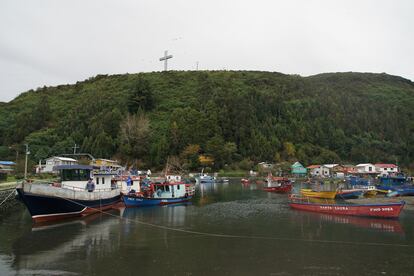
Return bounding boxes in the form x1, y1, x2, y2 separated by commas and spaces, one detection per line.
123, 180, 195, 207
336, 189, 364, 199
386, 187, 414, 197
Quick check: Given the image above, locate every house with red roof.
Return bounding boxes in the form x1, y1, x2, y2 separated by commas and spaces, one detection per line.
307, 165, 321, 177
375, 163, 399, 176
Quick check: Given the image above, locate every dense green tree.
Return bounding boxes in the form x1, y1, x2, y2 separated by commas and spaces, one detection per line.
0, 71, 413, 171
119, 112, 151, 162
127, 78, 154, 113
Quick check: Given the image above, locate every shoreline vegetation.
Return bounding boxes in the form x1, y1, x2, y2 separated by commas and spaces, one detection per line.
0, 71, 413, 175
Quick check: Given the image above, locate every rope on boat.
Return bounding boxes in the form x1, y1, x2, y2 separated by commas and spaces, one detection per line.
51, 195, 414, 248
0, 189, 16, 207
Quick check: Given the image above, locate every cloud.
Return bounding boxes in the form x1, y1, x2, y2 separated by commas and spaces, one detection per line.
0, 0, 413, 102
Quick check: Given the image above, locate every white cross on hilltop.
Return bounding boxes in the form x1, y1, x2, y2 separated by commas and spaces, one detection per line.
159, 50, 173, 71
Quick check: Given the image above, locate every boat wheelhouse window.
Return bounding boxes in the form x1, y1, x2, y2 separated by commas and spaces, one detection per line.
157, 185, 169, 192
61, 169, 90, 181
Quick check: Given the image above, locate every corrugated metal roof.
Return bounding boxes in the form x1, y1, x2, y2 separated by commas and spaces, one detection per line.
0, 161, 15, 165
47, 156, 78, 162
375, 164, 398, 168
53, 165, 94, 170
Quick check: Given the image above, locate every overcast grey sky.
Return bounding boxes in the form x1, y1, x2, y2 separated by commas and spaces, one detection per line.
0, 0, 413, 102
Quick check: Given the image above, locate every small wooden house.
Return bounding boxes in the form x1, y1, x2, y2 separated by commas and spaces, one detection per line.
307, 165, 321, 177
291, 162, 307, 177
375, 164, 399, 177
38, 157, 78, 174
0, 161, 15, 181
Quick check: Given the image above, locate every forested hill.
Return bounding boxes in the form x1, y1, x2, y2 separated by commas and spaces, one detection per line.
0, 71, 413, 171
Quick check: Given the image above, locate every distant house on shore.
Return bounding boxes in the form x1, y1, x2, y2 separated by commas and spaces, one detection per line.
307, 165, 321, 177
343, 165, 358, 175
258, 162, 273, 170
0, 161, 15, 181
375, 163, 399, 176
356, 163, 378, 176
322, 164, 339, 177
291, 162, 307, 177
37, 156, 78, 174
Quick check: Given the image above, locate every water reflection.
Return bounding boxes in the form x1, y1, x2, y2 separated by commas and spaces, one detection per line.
241, 180, 258, 191
11, 212, 122, 274
291, 211, 404, 235
121, 204, 190, 228
199, 182, 216, 197
318, 213, 404, 234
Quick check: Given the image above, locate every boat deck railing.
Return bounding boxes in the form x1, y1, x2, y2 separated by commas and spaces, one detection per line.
61, 184, 115, 192
23, 181, 117, 193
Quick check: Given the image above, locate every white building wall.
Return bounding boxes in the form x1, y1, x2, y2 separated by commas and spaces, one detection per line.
320, 166, 331, 177
376, 166, 399, 176
356, 164, 376, 173
42, 157, 78, 173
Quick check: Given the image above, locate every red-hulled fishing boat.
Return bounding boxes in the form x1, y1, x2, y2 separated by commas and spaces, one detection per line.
288, 195, 405, 218
263, 173, 292, 193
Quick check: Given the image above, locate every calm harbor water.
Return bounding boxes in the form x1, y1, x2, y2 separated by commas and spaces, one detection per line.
1, 179, 414, 275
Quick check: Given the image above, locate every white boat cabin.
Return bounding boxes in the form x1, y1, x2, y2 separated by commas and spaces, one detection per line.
166, 175, 181, 183
153, 183, 188, 198
56, 165, 115, 191
117, 176, 141, 193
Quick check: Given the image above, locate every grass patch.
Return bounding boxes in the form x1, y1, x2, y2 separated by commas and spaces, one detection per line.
217, 170, 247, 177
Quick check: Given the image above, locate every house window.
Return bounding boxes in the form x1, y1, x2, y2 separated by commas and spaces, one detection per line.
369, 167, 372, 171
390, 168, 394, 171
177, 185, 180, 190
96, 178, 99, 185
102, 177, 105, 184
384, 168, 387, 171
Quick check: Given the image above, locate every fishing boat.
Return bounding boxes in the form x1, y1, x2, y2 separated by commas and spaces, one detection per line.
195, 173, 215, 184
16, 165, 121, 223
123, 179, 194, 207
335, 189, 364, 199
300, 189, 337, 199
289, 195, 405, 218
351, 185, 378, 197
386, 187, 414, 197
241, 178, 250, 185
263, 174, 292, 193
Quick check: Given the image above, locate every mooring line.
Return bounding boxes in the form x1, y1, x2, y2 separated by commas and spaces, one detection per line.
0, 189, 16, 207
53, 195, 412, 248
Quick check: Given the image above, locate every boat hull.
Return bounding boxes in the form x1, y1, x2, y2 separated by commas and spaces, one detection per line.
386, 188, 414, 197
300, 189, 337, 199
16, 188, 121, 223
123, 194, 192, 207
289, 201, 405, 218
263, 184, 292, 193
336, 190, 364, 199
